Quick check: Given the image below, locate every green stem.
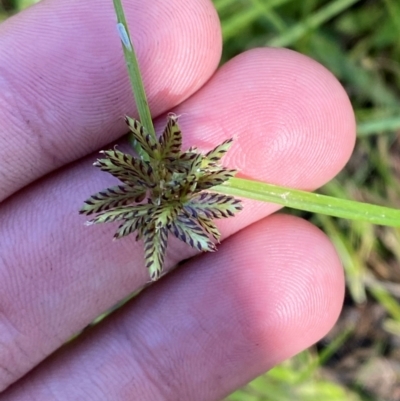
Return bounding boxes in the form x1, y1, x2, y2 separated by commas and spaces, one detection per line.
112, 0, 155, 140
214, 177, 400, 227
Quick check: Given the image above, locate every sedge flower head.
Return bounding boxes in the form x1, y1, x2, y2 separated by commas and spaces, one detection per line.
80, 114, 242, 281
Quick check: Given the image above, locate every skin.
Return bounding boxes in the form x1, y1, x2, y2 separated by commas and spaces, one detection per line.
0, 0, 356, 399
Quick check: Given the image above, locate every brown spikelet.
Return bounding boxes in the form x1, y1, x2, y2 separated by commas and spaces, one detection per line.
95, 150, 155, 188
143, 225, 169, 281
158, 114, 182, 159
183, 192, 243, 219
80, 185, 146, 215
114, 217, 142, 239
87, 204, 158, 224
197, 169, 238, 191
205, 138, 233, 162
125, 116, 160, 158
196, 217, 221, 242
168, 215, 216, 252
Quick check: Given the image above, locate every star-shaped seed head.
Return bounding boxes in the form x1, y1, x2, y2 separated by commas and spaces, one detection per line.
80, 114, 242, 281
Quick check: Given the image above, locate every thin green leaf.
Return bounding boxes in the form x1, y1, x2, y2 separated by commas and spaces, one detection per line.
214, 177, 400, 227
112, 0, 155, 139
267, 0, 362, 48
80, 185, 146, 215
357, 116, 400, 137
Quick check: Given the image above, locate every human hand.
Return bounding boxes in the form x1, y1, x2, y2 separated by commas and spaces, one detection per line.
0, 0, 356, 399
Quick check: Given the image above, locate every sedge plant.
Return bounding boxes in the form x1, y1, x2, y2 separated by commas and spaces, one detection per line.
80, 0, 400, 282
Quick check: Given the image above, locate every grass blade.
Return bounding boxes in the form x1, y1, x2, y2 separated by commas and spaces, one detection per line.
357, 116, 400, 136
214, 177, 400, 227
267, 0, 362, 48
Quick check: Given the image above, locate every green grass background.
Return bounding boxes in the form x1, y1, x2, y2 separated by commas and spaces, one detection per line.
2, 0, 400, 400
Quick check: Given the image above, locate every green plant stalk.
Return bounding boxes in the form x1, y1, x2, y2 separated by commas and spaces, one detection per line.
112, 0, 155, 159
112, 0, 400, 228
214, 177, 400, 227
357, 116, 400, 136
267, 0, 362, 48
220, 0, 291, 41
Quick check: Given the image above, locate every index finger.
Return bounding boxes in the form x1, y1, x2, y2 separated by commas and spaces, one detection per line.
0, 0, 221, 202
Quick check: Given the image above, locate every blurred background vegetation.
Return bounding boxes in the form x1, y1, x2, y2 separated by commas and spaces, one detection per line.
2, 0, 400, 400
